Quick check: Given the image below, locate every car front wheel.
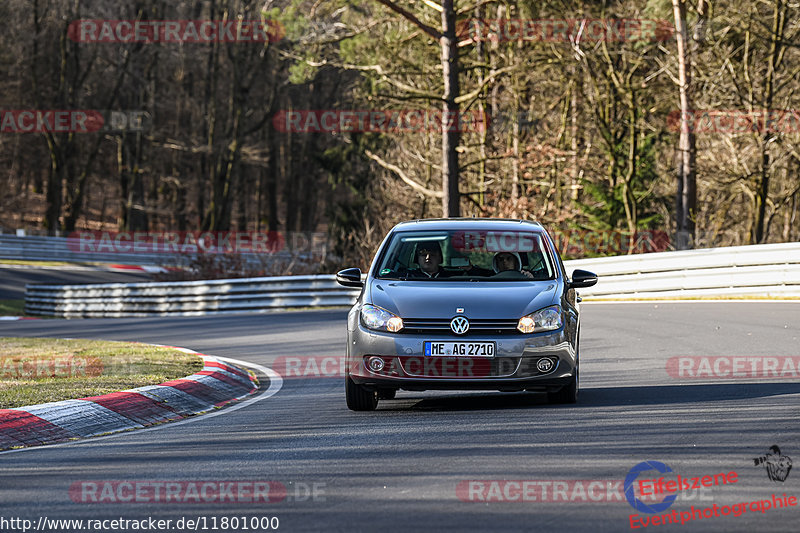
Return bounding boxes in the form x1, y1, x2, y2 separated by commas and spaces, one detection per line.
346, 376, 378, 411
547, 363, 578, 404
377, 388, 397, 400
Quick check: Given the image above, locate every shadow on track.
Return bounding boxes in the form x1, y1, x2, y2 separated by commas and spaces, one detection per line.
394, 392, 548, 411
579, 382, 800, 407
378, 382, 799, 411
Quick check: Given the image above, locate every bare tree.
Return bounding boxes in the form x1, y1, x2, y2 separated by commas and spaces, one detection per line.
672, 0, 707, 249
373, 0, 460, 216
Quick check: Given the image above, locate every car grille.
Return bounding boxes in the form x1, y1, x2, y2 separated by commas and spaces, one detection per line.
363, 355, 558, 379
402, 318, 520, 336
394, 356, 521, 378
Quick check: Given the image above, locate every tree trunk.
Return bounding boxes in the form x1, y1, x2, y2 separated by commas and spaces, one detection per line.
475, 4, 487, 210
267, 128, 280, 232
44, 156, 63, 234
673, 0, 697, 250
441, 0, 460, 217
570, 73, 580, 202
622, 105, 639, 253
118, 135, 148, 231
751, 0, 785, 244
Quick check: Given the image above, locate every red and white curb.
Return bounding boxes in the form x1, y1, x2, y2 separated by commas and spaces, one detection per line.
0, 346, 260, 450
108, 264, 176, 273
0, 263, 171, 273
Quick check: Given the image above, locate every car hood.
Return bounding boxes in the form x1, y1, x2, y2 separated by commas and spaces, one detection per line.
367, 280, 559, 319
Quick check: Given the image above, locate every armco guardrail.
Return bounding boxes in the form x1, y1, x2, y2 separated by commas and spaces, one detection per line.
0, 234, 313, 266
24, 243, 800, 317
0, 234, 168, 265
24, 275, 357, 318
569, 242, 800, 299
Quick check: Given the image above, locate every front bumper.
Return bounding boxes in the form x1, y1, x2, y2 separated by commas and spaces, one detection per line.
348, 324, 576, 392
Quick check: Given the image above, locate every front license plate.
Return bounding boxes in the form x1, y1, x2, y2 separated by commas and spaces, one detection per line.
424, 341, 495, 357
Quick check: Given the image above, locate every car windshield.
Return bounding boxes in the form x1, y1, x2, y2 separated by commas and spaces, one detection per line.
374, 229, 557, 281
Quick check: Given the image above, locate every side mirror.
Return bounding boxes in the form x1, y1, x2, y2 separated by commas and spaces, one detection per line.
569, 269, 597, 289
336, 267, 364, 288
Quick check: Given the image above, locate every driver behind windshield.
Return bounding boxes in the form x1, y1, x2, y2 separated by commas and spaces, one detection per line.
493, 251, 535, 278
412, 241, 448, 278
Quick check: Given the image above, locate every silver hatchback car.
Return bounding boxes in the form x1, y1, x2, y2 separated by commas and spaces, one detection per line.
336, 218, 597, 410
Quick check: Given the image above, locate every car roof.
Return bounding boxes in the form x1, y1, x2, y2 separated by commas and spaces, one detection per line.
391, 218, 544, 232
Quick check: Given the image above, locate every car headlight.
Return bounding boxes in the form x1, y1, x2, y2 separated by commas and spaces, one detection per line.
360, 304, 404, 332
517, 305, 562, 333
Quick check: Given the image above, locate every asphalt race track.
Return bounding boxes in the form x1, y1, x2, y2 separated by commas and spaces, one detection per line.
0, 302, 798, 532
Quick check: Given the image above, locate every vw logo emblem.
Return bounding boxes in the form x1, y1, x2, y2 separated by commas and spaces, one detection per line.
450, 316, 470, 335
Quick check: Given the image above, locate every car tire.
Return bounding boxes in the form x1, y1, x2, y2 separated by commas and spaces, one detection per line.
547, 363, 578, 404
346, 376, 378, 411
377, 389, 397, 400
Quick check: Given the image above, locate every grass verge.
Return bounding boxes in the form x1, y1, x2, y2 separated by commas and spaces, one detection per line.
0, 299, 25, 316
0, 337, 204, 409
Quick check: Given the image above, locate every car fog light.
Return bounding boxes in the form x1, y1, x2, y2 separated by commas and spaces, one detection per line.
536, 358, 555, 373
367, 356, 385, 372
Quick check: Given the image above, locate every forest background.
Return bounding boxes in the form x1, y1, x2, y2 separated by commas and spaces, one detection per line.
1, 0, 798, 272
